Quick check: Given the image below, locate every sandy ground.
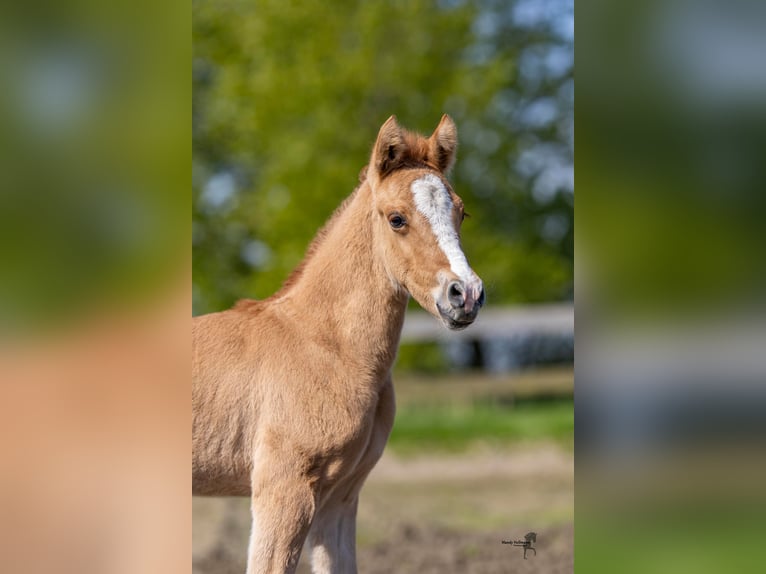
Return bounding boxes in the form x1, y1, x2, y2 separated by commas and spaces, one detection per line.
193, 443, 573, 573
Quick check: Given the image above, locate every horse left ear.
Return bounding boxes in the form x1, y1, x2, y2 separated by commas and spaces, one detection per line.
429, 114, 458, 174
371, 115, 406, 180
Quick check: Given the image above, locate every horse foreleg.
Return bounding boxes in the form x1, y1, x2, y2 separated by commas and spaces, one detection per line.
307, 380, 395, 574
308, 449, 384, 574
246, 472, 316, 574
307, 496, 359, 574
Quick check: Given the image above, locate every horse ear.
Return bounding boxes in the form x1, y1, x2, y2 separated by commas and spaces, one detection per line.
429, 114, 458, 173
371, 115, 406, 179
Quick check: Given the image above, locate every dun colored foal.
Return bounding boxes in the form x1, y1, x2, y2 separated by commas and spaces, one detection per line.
193, 115, 484, 573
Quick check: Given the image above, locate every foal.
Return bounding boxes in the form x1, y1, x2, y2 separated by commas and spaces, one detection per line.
193, 115, 484, 574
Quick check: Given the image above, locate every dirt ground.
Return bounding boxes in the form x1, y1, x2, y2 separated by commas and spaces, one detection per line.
193, 443, 573, 573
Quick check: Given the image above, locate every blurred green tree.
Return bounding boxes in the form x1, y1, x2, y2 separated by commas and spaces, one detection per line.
193, 0, 573, 314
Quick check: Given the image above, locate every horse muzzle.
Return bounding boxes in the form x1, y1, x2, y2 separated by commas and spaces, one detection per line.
436, 277, 485, 330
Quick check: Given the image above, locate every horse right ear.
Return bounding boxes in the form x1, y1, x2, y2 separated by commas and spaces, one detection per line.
370, 115, 406, 180
429, 114, 458, 174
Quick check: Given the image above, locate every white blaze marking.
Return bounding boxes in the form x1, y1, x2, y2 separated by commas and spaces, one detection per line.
411, 174, 475, 283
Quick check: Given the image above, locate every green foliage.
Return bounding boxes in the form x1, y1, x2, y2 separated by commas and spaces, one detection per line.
193, 0, 573, 314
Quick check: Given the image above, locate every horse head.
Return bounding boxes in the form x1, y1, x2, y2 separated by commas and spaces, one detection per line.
365, 114, 485, 330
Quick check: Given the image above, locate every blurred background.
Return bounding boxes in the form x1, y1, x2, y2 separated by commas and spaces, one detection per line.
0, 2, 189, 574
193, 0, 573, 572
577, 0, 766, 573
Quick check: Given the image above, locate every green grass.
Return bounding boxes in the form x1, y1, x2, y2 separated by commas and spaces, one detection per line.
577, 506, 766, 574
388, 397, 574, 454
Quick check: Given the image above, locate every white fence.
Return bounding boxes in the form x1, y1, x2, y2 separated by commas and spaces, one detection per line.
401, 303, 574, 344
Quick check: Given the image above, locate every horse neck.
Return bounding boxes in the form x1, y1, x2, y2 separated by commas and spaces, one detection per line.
277, 181, 408, 378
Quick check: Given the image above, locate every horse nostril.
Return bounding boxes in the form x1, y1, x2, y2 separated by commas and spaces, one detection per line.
477, 287, 486, 308
447, 281, 465, 308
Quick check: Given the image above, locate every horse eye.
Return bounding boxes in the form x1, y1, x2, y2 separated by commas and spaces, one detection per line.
388, 214, 406, 229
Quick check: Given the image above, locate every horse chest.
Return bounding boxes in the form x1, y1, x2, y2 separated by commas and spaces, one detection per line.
312, 396, 393, 502
318, 379, 395, 487
290, 395, 378, 463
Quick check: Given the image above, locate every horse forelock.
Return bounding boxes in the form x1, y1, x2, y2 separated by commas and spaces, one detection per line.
385, 130, 440, 175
